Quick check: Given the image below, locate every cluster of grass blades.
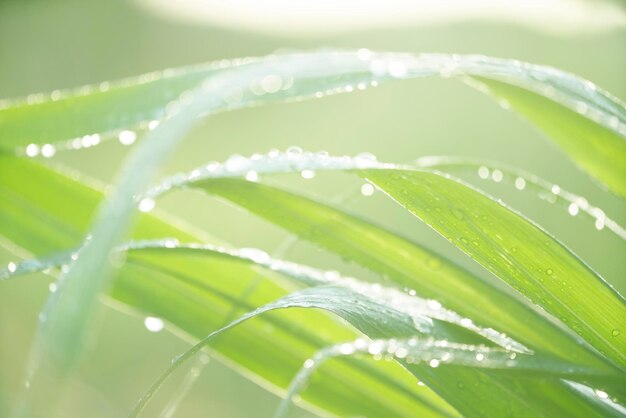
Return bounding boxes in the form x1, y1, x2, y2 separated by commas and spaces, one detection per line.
0, 49, 625, 418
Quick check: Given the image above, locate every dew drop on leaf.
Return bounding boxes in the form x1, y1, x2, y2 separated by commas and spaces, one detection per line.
25, 144, 39, 157
118, 130, 137, 146
301, 169, 315, 179
594, 389, 609, 399
41, 144, 56, 158
138, 198, 155, 213
144, 316, 164, 332
360, 183, 374, 196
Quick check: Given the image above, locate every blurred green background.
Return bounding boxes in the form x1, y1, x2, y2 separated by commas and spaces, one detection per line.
1, 0, 625, 416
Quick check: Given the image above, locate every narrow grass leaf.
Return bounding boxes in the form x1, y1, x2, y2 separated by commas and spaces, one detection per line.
1, 50, 623, 193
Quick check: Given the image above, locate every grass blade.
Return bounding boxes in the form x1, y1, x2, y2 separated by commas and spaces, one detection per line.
1, 50, 623, 193
0, 156, 455, 418
414, 156, 626, 240
363, 168, 626, 368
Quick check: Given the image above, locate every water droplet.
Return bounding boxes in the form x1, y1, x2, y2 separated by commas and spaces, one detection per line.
395, 347, 408, 358
260, 74, 283, 93
491, 169, 503, 182
118, 130, 137, 146
338, 343, 355, 355
25, 144, 40, 157
594, 389, 609, 399
357, 48, 372, 60
594, 218, 605, 230
515, 177, 526, 190
163, 239, 178, 248
368, 341, 384, 355
612, 329, 620, 337
7, 262, 16, 273
568, 203, 579, 216
360, 183, 374, 196
148, 120, 160, 130
551, 185, 561, 195
239, 248, 270, 264
245, 171, 259, 182
429, 359, 440, 368
478, 166, 489, 179
223, 154, 245, 171
303, 359, 315, 369
138, 198, 156, 213
369, 60, 387, 76
546, 268, 553, 276
427, 300, 442, 310
475, 353, 485, 361
387, 61, 408, 78
144, 316, 164, 332
41, 144, 56, 158
301, 169, 316, 179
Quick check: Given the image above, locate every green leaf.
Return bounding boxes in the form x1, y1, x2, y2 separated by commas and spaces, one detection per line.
1, 51, 623, 193
4, 156, 622, 418
179, 178, 623, 417
0, 155, 456, 418
192, 177, 615, 367
362, 168, 626, 367
2, 49, 625, 417
471, 76, 626, 197
413, 156, 626, 240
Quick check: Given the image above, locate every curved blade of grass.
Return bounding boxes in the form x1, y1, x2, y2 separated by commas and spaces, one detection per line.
362, 168, 626, 368
22, 242, 620, 418
149, 149, 624, 371
175, 173, 604, 364
118, 244, 626, 418
126, 282, 619, 418
3, 157, 624, 418
3, 158, 623, 418
8, 51, 412, 416
0, 156, 457, 418
467, 76, 626, 197
414, 156, 626, 240
275, 335, 625, 418
1, 240, 533, 354
1, 50, 623, 194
